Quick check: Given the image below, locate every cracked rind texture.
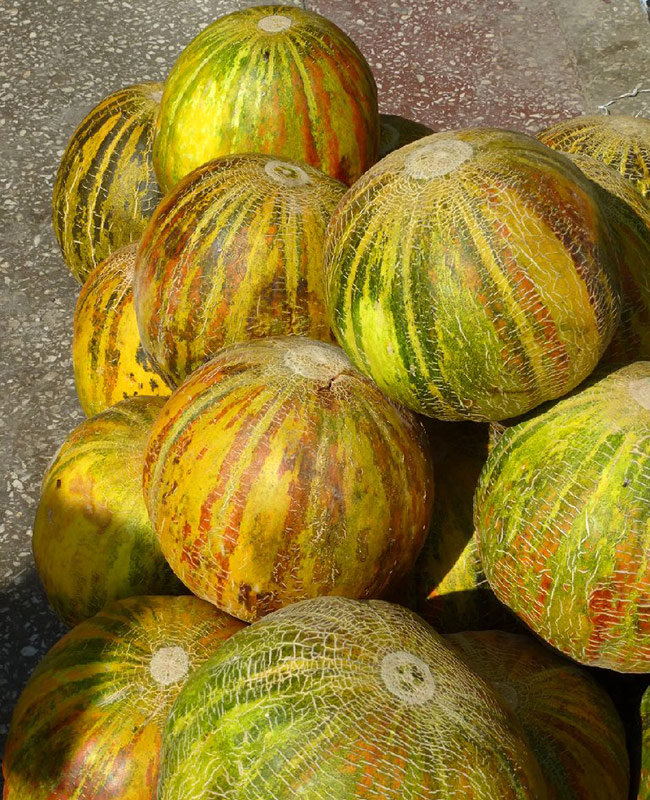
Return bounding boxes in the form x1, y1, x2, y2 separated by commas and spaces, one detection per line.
475, 362, 650, 672
2, 595, 245, 799
143, 336, 434, 622
564, 153, 650, 365
52, 82, 164, 284
134, 153, 345, 387
447, 629, 630, 800
158, 596, 549, 799
32, 396, 185, 627
324, 128, 621, 422
539, 115, 650, 199
73, 243, 171, 416
153, 5, 379, 191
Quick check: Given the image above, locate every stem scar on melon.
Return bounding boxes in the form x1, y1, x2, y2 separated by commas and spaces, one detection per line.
380, 650, 437, 704
403, 139, 474, 180
149, 645, 190, 687
257, 14, 293, 33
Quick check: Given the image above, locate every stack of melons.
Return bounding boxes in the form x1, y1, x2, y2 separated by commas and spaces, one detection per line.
5, 3, 650, 797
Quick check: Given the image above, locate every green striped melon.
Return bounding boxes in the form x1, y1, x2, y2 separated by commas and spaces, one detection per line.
53, 82, 163, 284
153, 5, 379, 191
134, 153, 345, 386
475, 362, 650, 672
378, 113, 434, 158
73, 243, 171, 416
158, 597, 549, 799
641, 685, 650, 799
539, 115, 650, 198
395, 421, 515, 632
33, 396, 184, 626
143, 337, 434, 622
325, 128, 621, 422
448, 629, 630, 800
566, 153, 650, 364
2, 595, 245, 799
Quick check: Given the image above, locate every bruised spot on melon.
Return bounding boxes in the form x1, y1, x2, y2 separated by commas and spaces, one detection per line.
149, 646, 190, 686
380, 650, 436, 705
403, 138, 474, 180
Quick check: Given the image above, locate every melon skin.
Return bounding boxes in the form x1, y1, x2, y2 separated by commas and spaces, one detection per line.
143, 336, 434, 622
153, 5, 379, 191
475, 362, 650, 672
2, 595, 245, 800
447, 629, 629, 800
539, 115, 650, 198
134, 153, 345, 387
324, 128, 621, 422
566, 153, 650, 365
73, 243, 171, 416
33, 396, 185, 627
53, 82, 163, 284
158, 596, 549, 799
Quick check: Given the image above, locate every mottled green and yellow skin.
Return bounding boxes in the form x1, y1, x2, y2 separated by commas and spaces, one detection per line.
539, 115, 650, 198
2, 595, 245, 800
395, 421, 515, 632
33, 397, 184, 627
144, 337, 434, 622
53, 83, 163, 284
378, 114, 434, 159
567, 153, 650, 364
73, 244, 170, 416
153, 5, 378, 191
640, 686, 650, 799
134, 153, 345, 387
325, 128, 621, 422
476, 362, 650, 672
158, 597, 549, 799
448, 630, 629, 800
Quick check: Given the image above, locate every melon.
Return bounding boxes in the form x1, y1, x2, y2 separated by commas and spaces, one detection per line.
448, 629, 629, 799
324, 128, 620, 422
2, 595, 245, 799
566, 153, 650, 364
158, 597, 549, 799
153, 5, 379, 191
475, 362, 650, 672
134, 153, 345, 386
143, 336, 434, 622
539, 114, 650, 198
33, 396, 184, 626
378, 113, 434, 158
53, 82, 163, 284
73, 243, 171, 416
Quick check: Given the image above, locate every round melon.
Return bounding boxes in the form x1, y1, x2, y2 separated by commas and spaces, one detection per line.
33, 396, 184, 626
158, 596, 549, 799
566, 153, 650, 364
153, 5, 378, 191
396, 421, 515, 632
143, 337, 434, 622
134, 153, 345, 386
475, 362, 650, 672
53, 82, 163, 284
73, 243, 171, 416
538, 114, 650, 198
448, 629, 629, 800
378, 113, 434, 158
2, 595, 245, 799
324, 128, 621, 422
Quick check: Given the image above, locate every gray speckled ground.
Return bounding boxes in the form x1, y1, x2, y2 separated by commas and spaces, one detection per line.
1, 0, 649, 775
